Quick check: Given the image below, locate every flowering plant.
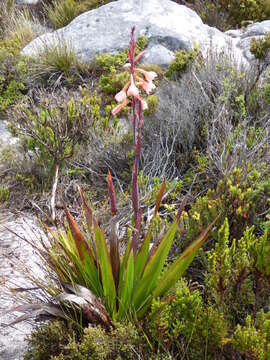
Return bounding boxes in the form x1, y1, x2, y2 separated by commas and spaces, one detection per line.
6, 27, 215, 328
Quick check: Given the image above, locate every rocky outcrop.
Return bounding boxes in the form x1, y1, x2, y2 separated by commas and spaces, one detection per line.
21, 0, 270, 68
19, 0, 243, 67
0, 213, 43, 360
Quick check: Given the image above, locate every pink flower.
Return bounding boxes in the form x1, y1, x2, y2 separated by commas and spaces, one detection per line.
135, 68, 157, 82
127, 75, 139, 97
139, 98, 148, 111
136, 77, 156, 94
111, 99, 129, 116
115, 90, 127, 103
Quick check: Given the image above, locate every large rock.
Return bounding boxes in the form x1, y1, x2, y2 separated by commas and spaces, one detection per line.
20, 0, 270, 68
21, 0, 244, 67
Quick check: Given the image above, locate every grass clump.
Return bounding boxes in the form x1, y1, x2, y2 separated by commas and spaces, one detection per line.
30, 41, 90, 86
250, 33, 270, 59
45, 0, 115, 29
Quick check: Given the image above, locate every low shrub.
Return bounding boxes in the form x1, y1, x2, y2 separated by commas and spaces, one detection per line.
250, 33, 270, 59
0, 56, 29, 113
25, 320, 146, 360
0, 187, 9, 203
9, 87, 98, 219
144, 94, 158, 116
232, 311, 270, 359
165, 46, 199, 79
174, 0, 270, 30
148, 279, 228, 358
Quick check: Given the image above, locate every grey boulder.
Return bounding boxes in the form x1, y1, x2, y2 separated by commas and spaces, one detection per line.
21, 0, 270, 67
21, 0, 244, 67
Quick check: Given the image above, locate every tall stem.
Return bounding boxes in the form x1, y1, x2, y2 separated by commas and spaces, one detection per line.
129, 26, 143, 254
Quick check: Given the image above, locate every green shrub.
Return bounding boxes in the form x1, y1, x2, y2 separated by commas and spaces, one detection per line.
10, 87, 99, 218
165, 47, 198, 79
95, 51, 127, 72
177, 0, 270, 30
148, 279, 228, 358
0, 187, 9, 202
0, 78, 25, 112
232, 311, 270, 359
0, 56, 29, 113
225, 0, 270, 28
136, 35, 149, 53
99, 71, 129, 95
250, 33, 270, 59
24, 321, 74, 360
144, 94, 158, 116
25, 321, 145, 360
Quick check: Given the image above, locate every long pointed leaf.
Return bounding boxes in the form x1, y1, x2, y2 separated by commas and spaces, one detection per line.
153, 218, 217, 300
134, 228, 152, 286
118, 250, 134, 319
94, 226, 116, 317
109, 220, 120, 291
63, 202, 92, 262
132, 219, 178, 310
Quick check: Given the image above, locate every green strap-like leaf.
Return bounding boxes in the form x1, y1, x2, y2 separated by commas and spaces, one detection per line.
118, 250, 134, 320
153, 219, 217, 299
132, 220, 178, 311
134, 228, 152, 287
118, 238, 131, 297
94, 226, 116, 317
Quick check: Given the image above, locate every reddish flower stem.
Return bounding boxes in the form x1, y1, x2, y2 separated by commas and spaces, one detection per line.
129, 26, 143, 254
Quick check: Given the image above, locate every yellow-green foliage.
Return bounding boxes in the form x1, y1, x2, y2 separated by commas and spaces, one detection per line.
207, 219, 257, 317
224, 0, 270, 27
263, 71, 270, 105
232, 311, 270, 360
0, 78, 25, 112
0, 57, 28, 112
165, 47, 198, 78
24, 321, 75, 360
0, 9, 41, 57
95, 51, 127, 72
99, 71, 129, 95
144, 95, 158, 116
148, 280, 228, 358
25, 320, 144, 360
96, 37, 153, 98
0, 187, 9, 203
45, 0, 114, 29
136, 35, 149, 53
181, 0, 270, 30
250, 33, 270, 59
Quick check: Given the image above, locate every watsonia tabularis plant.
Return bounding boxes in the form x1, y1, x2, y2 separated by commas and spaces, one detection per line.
31, 27, 215, 324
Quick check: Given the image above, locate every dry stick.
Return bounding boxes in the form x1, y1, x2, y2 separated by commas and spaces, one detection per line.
50, 162, 59, 223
